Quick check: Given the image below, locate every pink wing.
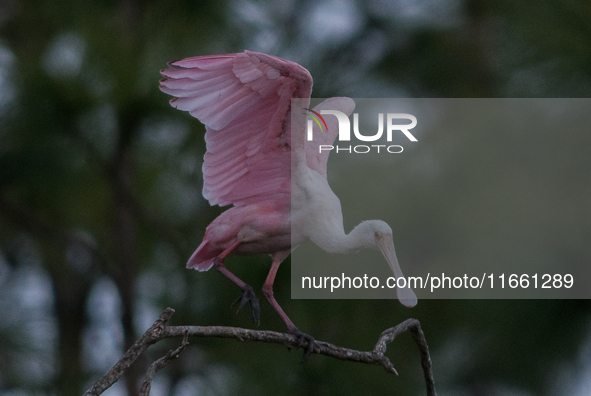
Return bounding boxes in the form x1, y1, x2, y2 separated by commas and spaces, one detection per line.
159, 51, 313, 207
305, 97, 355, 179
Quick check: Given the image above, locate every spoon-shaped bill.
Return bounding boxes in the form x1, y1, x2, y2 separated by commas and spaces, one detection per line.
376, 235, 418, 307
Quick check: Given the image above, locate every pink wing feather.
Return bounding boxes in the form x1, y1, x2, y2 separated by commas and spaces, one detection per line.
160, 51, 313, 207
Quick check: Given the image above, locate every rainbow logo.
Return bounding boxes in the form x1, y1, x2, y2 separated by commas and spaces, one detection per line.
303, 108, 328, 132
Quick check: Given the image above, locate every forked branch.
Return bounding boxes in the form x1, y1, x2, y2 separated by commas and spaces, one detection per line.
83, 308, 436, 396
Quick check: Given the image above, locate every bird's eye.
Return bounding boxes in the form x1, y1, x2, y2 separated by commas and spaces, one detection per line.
374, 231, 380, 238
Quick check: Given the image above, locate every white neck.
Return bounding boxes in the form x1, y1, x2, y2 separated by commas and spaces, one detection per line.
317, 221, 377, 255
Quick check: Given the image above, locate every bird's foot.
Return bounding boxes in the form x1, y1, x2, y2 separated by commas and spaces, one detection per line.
232, 286, 260, 326
289, 328, 316, 362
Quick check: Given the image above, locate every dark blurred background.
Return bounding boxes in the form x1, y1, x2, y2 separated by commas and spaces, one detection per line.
1, 0, 591, 395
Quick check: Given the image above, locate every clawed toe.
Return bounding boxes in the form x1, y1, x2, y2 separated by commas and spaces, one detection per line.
290, 329, 315, 362
232, 286, 260, 325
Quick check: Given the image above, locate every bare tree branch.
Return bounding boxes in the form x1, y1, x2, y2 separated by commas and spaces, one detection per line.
83, 308, 437, 396
375, 318, 436, 396
139, 330, 190, 396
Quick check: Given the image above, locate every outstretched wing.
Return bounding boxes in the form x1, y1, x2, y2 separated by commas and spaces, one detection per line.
159, 51, 313, 207
305, 97, 355, 179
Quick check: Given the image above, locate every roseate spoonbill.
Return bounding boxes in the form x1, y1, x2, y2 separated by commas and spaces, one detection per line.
159, 50, 417, 358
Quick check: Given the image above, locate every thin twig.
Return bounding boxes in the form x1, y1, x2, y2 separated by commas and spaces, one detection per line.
82, 308, 175, 396
139, 330, 190, 396
83, 308, 437, 396
375, 319, 436, 396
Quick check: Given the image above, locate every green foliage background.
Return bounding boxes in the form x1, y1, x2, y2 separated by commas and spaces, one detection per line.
1, 0, 590, 395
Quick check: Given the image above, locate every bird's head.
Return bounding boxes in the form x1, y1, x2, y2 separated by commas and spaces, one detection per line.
363, 220, 418, 308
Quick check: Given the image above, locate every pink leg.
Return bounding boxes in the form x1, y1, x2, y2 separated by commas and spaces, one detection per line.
214, 240, 260, 325
262, 253, 316, 361
262, 257, 298, 332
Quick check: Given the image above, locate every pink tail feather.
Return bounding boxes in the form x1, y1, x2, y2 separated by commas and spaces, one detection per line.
187, 239, 220, 271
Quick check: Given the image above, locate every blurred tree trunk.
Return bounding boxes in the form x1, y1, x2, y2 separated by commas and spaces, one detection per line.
53, 271, 91, 396
110, 104, 142, 396
0, 194, 92, 395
